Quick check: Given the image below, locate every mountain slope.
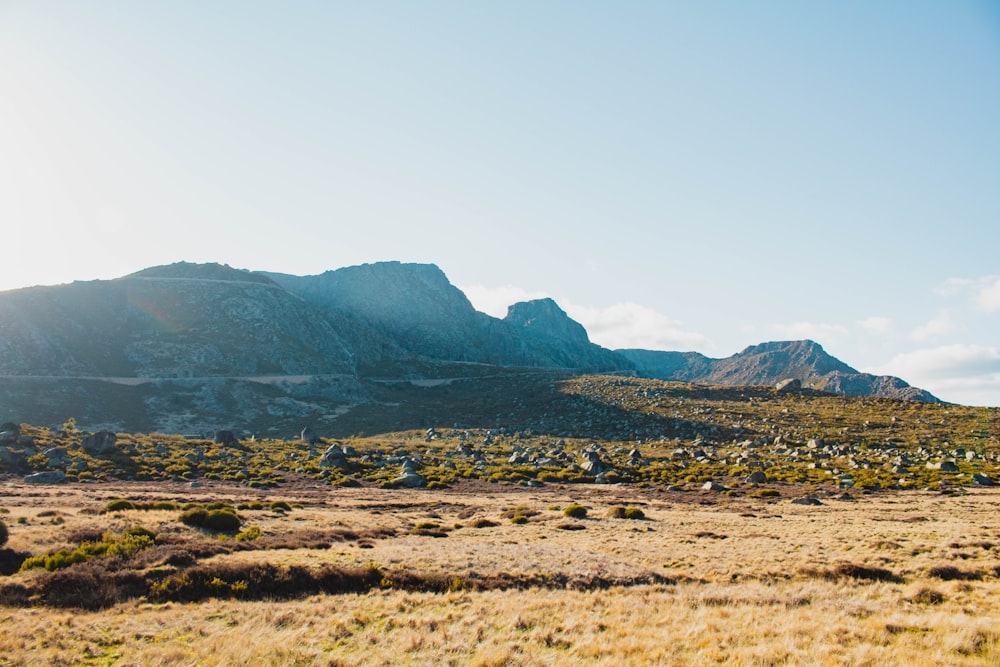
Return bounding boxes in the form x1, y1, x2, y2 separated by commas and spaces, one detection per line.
619, 341, 940, 402
0, 262, 356, 378
267, 263, 628, 372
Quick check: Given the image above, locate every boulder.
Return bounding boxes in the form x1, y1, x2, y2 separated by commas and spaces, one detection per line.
300, 426, 320, 444
319, 444, 349, 470
775, 378, 802, 393
791, 496, 823, 506
745, 470, 769, 485
0, 422, 20, 445
971, 473, 995, 486
393, 471, 426, 488
580, 450, 611, 474
701, 481, 726, 492
81, 431, 117, 455
25, 471, 67, 484
214, 430, 238, 446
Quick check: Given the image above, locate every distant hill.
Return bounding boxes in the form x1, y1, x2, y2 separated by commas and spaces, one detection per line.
0, 261, 939, 433
618, 341, 940, 403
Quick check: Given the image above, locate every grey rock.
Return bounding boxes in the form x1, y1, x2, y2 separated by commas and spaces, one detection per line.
745, 470, 769, 485
81, 430, 117, 455
701, 481, 726, 492
775, 378, 802, 393
0, 422, 20, 445
971, 473, 995, 486
393, 471, 426, 488
791, 496, 823, 506
214, 430, 238, 446
319, 443, 349, 469
25, 470, 67, 484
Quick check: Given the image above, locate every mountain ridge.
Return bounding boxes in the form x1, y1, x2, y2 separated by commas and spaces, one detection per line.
0, 261, 941, 432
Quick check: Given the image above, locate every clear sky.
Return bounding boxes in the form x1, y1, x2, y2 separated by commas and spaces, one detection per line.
1, 1, 998, 406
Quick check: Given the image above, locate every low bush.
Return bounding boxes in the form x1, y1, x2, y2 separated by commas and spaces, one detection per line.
563, 503, 588, 519
179, 508, 209, 527
269, 500, 293, 512
235, 526, 262, 542
104, 499, 137, 512
203, 510, 242, 533
0, 519, 7, 547
510, 515, 528, 524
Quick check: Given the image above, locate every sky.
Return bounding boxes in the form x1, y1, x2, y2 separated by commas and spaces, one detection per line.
1, 1, 998, 406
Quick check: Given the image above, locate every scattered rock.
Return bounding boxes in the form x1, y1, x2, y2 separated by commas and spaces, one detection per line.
971, 473, 995, 486
319, 443, 349, 470
701, 481, 726, 492
25, 471, 67, 485
81, 431, 117, 455
214, 430, 238, 446
393, 471, 426, 488
745, 470, 769, 485
775, 378, 801, 393
0, 422, 20, 445
791, 496, 823, 506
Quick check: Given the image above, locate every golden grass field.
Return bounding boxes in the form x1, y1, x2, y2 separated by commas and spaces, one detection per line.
1, 479, 999, 666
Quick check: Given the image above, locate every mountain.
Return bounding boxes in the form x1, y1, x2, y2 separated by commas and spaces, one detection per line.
266, 263, 627, 372
0, 261, 941, 434
0, 262, 356, 378
619, 340, 940, 403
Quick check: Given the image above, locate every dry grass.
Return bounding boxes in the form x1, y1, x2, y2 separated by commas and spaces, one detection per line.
1, 480, 999, 665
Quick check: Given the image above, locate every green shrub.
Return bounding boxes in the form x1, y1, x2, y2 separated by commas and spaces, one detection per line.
106, 532, 154, 558
206, 502, 237, 513
0, 518, 7, 547
563, 503, 587, 519
104, 499, 137, 513
269, 500, 292, 512
607, 506, 627, 518
179, 508, 209, 527
235, 526, 262, 542
203, 509, 242, 533
510, 515, 528, 525
151, 501, 181, 511
623, 507, 645, 520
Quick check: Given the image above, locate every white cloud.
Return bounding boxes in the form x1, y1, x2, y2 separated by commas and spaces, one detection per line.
461, 284, 551, 318
857, 316, 893, 335
933, 275, 1000, 313
911, 311, 959, 342
870, 344, 1000, 406
772, 321, 849, 343
563, 301, 711, 352
974, 277, 1000, 313
461, 285, 710, 352
933, 277, 977, 297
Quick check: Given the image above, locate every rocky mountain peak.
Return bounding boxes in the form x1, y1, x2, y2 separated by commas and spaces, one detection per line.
503, 298, 590, 346
126, 262, 277, 285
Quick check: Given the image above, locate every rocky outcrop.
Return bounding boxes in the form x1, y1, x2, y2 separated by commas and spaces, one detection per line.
621, 340, 940, 403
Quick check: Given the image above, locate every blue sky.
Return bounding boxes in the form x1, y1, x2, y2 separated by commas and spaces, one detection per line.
1, 1, 998, 406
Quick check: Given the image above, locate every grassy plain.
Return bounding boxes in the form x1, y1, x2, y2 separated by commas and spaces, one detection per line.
1, 479, 999, 665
